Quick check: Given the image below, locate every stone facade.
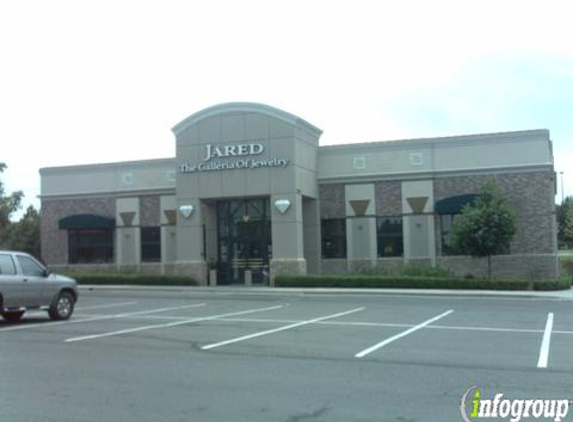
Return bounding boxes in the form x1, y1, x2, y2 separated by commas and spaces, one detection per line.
433, 170, 556, 256
39, 104, 557, 282
40, 197, 115, 265
270, 258, 307, 285
438, 255, 558, 280
375, 181, 402, 216
139, 195, 160, 227
319, 184, 345, 219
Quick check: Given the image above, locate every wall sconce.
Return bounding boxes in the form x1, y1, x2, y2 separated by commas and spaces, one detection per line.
179, 205, 194, 219
274, 199, 291, 214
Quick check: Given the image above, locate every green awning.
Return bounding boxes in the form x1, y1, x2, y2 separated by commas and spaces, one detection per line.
435, 194, 479, 214
59, 214, 115, 230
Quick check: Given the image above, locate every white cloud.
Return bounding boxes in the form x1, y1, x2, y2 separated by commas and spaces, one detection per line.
1, 0, 573, 217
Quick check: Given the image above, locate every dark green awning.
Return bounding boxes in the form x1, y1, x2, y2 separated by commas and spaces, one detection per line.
435, 194, 479, 214
59, 214, 115, 230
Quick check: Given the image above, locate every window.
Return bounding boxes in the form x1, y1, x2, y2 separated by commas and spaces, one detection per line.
17, 255, 45, 276
141, 227, 161, 263
321, 219, 347, 259
377, 217, 403, 257
440, 214, 459, 255
0, 254, 16, 275
69, 229, 114, 264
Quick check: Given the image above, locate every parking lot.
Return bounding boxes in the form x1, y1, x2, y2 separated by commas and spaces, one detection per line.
1, 288, 573, 422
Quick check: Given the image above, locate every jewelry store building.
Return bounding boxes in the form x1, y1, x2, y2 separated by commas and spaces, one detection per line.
39, 103, 559, 284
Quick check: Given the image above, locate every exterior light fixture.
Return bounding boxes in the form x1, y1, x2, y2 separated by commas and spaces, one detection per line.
274, 199, 291, 214
179, 205, 194, 219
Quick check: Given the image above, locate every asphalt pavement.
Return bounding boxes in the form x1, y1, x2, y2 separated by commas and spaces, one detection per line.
1, 288, 572, 422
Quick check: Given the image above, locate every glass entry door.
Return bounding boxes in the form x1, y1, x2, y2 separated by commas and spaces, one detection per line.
217, 198, 272, 285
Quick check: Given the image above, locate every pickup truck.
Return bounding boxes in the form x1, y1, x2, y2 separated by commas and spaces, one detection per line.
0, 251, 78, 322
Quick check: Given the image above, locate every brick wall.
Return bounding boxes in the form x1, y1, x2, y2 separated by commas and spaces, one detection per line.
375, 181, 402, 216
319, 183, 345, 219
434, 171, 557, 255
40, 197, 115, 265
140, 195, 160, 227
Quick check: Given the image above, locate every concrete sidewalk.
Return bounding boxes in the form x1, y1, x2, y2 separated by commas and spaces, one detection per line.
78, 284, 573, 300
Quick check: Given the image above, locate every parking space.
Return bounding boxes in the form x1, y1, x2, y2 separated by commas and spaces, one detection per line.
3, 291, 570, 370
2, 289, 573, 421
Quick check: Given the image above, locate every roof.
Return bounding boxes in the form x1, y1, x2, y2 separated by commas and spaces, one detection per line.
171, 102, 323, 137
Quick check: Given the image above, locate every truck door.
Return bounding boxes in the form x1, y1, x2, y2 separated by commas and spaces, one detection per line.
14, 254, 49, 308
0, 253, 21, 309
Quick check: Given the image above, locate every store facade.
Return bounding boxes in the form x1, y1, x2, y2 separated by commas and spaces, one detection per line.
40, 103, 559, 284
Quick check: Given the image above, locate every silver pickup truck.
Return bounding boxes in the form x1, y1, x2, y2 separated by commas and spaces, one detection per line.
0, 251, 78, 322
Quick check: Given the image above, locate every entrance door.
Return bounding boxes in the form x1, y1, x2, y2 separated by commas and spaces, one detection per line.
217, 198, 272, 285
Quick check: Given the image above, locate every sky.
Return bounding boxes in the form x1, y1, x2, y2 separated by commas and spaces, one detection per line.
1, 0, 572, 218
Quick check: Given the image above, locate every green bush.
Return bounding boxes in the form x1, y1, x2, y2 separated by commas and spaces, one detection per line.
532, 278, 572, 291
66, 273, 197, 286
275, 275, 570, 291
559, 255, 573, 277
362, 262, 456, 278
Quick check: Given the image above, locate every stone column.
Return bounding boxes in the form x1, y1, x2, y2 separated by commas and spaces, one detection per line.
116, 198, 140, 272
270, 193, 306, 284
175, 198, 207, 285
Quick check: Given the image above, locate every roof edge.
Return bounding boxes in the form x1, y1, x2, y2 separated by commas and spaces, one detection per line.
319, 129, 550, 151
171, 102, 323, 137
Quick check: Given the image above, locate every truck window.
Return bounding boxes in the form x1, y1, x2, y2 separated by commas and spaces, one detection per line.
17, 256, 45, 277
0, 254, 17, 275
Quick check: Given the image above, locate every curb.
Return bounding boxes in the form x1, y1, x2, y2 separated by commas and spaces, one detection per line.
78, 285, 573, 300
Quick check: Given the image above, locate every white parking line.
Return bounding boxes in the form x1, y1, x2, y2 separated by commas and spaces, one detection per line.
0, 303, 206, 332
537, 312, 554, 368
215, 317, 554, 334
65, 305, 284, 342
201, 307, 365, 351
76, 302, 138, 311
355, 310, 454, 358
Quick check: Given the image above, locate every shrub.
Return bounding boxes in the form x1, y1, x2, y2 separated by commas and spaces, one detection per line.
275, 275, 570, 291
362, 262, 455, 278
559, 256, 573, 277
532, 278, 572, 291
66, 273, 197, 286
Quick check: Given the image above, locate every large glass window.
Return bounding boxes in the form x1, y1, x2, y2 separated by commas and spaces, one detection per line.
321, 219, 347, 259
68, 229, 114, 264
141, 227, 161, 263
377, 217, 403, 257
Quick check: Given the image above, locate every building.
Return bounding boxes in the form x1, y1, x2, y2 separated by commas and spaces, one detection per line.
39, 103, 559, 284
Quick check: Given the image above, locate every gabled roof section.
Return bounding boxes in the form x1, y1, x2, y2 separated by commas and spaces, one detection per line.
172, 102, 322, 137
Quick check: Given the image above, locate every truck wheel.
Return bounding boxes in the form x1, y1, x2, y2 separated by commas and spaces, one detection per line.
49, 291, 75, 321
2, 311, 25, 322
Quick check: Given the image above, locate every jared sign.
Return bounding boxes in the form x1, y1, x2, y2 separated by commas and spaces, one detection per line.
204, 143, 264, 162
180, 142, 289, 173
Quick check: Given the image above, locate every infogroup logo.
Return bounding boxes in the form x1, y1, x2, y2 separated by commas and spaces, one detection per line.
460, 387, 571, 422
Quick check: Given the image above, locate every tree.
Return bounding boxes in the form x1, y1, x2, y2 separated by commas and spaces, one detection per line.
0, 163, 23, 233
4, 206, 41, 257
450, 180, 517, 279
556, 196, 573, 249
0, 164, 39, 257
